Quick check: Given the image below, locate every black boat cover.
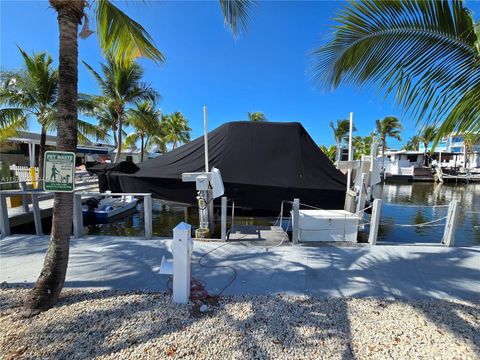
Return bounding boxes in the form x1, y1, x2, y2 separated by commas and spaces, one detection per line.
95, 122, 347, 212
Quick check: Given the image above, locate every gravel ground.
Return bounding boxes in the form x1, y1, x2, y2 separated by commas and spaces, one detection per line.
0, 289, 479, 360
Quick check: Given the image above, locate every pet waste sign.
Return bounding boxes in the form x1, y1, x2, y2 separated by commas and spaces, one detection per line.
44, 151, 76, 192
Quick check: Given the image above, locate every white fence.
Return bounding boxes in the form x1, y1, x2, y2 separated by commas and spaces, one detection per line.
8, 165, 38, 182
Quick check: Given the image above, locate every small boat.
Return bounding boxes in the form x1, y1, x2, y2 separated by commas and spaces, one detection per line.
82, 195, 138, 221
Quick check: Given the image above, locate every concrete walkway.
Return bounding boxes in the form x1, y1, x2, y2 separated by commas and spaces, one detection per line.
1, 235, 479, 300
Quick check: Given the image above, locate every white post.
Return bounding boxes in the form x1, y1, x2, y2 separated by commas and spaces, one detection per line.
346, 112, 354, 190
144, 194, 153, 239
221, 196, 227, 241
0, 194, 10, 237
368, 199, 382, 245
356, 173, 367, 217
203, 106, 209, 173
31, 193, 43, 236
172, 222, 193, 304
443, 200, 460, 247
20, 181, 29, 213
73, 193, 83, 238
292, 198, 300, 245
28, 142, 35, 167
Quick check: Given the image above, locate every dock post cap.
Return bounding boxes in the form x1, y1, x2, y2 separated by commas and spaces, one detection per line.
174, 222, 192, 232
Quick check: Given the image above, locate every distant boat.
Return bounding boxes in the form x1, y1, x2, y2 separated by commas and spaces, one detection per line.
82, 195, 138, 221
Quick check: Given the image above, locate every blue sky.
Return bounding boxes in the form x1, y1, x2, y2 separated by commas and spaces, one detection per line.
2, 0, 478, 148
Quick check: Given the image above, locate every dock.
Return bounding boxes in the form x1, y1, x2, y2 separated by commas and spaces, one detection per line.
1, 234, 479, 299
227, 225, 289, 247
1, 178, 99, 233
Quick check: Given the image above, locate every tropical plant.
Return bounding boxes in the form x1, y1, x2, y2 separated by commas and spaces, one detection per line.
418, 125, 437, 165
248, 111, 267, 122
124, 100, 163, 161
403, 136, 421, 151
463, 133, 480, 168
84, 57, 157, 162
375, 116, 402, 171
312, 0, 480, 143
26, 0, 253, 315
352, 135, 374, 160
319, 145, 336, 162
0, 47, 107, 181
329, 119, 356, 162
162, 112, 191, 149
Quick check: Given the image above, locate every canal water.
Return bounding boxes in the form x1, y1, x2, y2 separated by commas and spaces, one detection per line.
84, 182, 479, 246
374, 182, 479, 246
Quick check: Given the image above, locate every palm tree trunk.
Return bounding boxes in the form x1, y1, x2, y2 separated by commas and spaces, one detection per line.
114, 114, 123, 163
335, 141, 341, 162
38, 125, 47, 186
23, 1, 81, 316
140, 134, 144, 162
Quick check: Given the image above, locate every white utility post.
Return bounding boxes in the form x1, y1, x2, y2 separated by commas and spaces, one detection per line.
443, 200, 460, 247
346, 112, 354, 191
368, 199, 382, 245
159, 222, 194, 304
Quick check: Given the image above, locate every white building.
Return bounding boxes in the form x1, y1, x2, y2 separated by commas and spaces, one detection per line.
419, 134, 480, 169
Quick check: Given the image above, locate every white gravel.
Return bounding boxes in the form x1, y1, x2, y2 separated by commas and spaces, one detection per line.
0, 289, 478, 360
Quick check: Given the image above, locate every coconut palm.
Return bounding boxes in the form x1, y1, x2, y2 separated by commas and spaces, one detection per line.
162, 112, 191, 150
248, 111, 267, 122
330, 119, 356, 162
352, 135, 374, 160
403, 136, 421, 151
0, 47, 107, 181
25, 0, 253, 315
418, 125, 437, 166
312, 0, 480, 143
376, 116, 402, 172
84, 57, 158, 162
124, 100, 163, 161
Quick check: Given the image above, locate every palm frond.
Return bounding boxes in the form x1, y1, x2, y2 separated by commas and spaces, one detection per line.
219, 0, 255, 36
94, 0, 165, 64
312, 0, 480, 139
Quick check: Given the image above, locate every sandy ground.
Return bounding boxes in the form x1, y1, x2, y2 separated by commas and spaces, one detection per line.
0, 288, 478, 360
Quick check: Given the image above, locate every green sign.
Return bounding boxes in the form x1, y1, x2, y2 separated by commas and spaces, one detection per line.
44, 151, 76, 192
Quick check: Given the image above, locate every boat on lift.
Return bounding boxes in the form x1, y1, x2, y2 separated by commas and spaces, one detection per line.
82, 194, 138, 221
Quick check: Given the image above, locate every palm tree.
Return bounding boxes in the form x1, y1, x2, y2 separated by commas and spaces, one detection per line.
329, 119, 356, 162
403, 136, 421, 151
248, 111, 267, 122
0, 47, 107, 182
418, 125, 437, 166
312, 0, 480, 143
25, 0, 252, 315
319, 145, 336, 162
463, 133, 480, 169
84, 57, 157, 163
162, 112, 191, 150
124, 100, 163, 161
376, 116, 402, 172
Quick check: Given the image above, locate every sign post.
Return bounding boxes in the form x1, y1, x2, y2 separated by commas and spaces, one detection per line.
43, 151, 76, 192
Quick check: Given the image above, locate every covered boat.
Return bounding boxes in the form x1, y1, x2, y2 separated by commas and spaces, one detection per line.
89, 121, 347, 213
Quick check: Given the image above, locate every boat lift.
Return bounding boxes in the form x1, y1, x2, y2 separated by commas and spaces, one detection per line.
291, 113, 383, 244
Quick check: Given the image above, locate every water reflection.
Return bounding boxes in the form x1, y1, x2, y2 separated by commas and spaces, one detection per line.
86, 183, 480, 246
374, 183, 480, 246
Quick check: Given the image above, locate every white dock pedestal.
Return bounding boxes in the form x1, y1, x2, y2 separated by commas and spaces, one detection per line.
159, 222, 194, 304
